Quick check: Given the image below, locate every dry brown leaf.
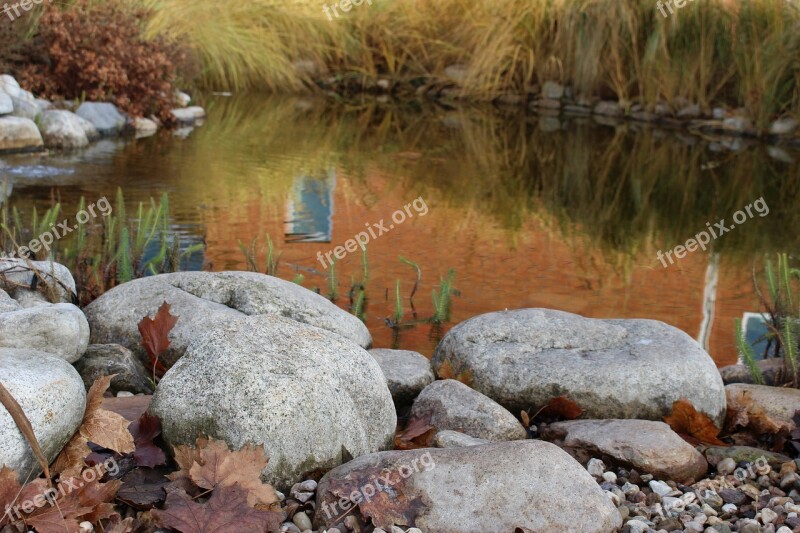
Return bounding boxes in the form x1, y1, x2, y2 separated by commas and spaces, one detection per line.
168, 437, 279, 509
538, 396, 583, 420
153, 484, 282, 533
138, 301, 178, 377
725, 389, 792, 436
664, 399, 727, 446
328, 465, 426, 530
394, 413, 437, 450
53, 375, 135, 473
437, 360, 474, 386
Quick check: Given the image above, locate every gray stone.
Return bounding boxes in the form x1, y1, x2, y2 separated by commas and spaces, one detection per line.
0, 92, 12, 115
770, 117, 798, 136
0, 289, 20, 313
76, 102, 128, 136
369, 349, 434, 403
432, 430, 490, 448
174, 91, 191, 107
541, 419, 708, 482
0, 349, 86, 482
432, 309, 726, 425
149, 314, 395, 490
410, 379, 526, 442
40, 110, 96, 149
73, 344, 154, 394
719, 358, 792, 386
541, 81, 564, 100
314, 441, 622, 533
0, 75, 21, 98
170, 106, 206, 124
726, 383, 800, 426
0, 116, 43, 153
0, 303, 89, 362
10, 95, 40, 121
705, 446, 791, 468
85, 271, 372, 368
134, 117, 158, 139
0, 259, 78, 303
594, 101, 624, 117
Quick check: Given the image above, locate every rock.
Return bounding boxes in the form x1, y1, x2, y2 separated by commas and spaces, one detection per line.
0, 349, 86, 482
542, 81, 564, 100
314, 441, 622, 533
40, 110, 96, 149
432, 430, 491, 448
0, 116, 44, 153
717, 457, 737, 476
0, 258, 78, 303
587, 458, 606, 477
541, 419, 708, 482
410, 379, 525, 442
10, 95, 41, 121
443, 64, 469, 84
719, 358, 792, 386
174, 91, 191, 108
432, 309, 726, 425
726, 383, 800, 426
705, 446, 791, 468
149, 314, 395, 490
85, 271, 372, 368
73, 344, 154, 394
170, 106, 206, 125
369, 349, 434, 403
593, 101, 624, 117
0, 303, 89, 362
76, 102, 127, 136
770, 117, 798, 136
722, 116, 754, 134
0, 92, 12, 115
133, 117, 158, 139
0, 75, 21, 98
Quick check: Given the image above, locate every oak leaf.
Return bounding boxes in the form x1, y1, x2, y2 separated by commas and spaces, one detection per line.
664, 399, 726, 446
130, 413, 167, 468
394, 413, 436, 450
53, 375, 136, 473
153, 484, 282, 533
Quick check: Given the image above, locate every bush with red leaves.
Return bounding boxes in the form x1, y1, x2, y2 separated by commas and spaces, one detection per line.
16, 1, 189, 123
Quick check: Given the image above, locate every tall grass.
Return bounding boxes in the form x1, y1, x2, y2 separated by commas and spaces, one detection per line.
137, 0, 800, 121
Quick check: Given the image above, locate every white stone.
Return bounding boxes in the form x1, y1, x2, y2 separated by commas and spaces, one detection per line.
134, 117, 158, 139
0, 116, 43, 153
0, 303, 89, 362
0, 75, 21, 98
0, 92, 12, 115
39, 110, 95, 149
76, 102, 127, 136
171, 106, 206, 124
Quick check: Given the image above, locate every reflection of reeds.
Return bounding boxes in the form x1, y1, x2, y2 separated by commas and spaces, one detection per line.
140, 0, 800, 122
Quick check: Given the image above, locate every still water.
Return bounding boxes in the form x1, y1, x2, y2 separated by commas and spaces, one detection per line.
3, 94, 800, 365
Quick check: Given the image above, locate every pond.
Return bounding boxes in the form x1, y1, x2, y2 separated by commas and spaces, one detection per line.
3, 94, 800, 366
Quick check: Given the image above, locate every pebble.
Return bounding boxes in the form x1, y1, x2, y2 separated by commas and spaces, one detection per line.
649, 480, 673, 497
717, 457, 737, 476
587, 458, 606, 478
292, 512, 312, 531
603, 471, 618, 483
760, 507, 778, 524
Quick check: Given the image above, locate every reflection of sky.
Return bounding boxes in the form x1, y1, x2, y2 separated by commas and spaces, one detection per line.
741, 312, 769, 361
284, 171, 335, 243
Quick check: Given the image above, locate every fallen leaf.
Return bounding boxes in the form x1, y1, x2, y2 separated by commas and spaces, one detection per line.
106, 517, 135, 533
23, 475, 121, 533
53, 375, 136, 473
537, 396, 583, 420
168, 437, 280, 509
328, 465, 426, 530
117, 468, 168, 510
394, 413, 436, 450
138, 301, 178, 378
436, 360, 473, 386
130, 413, 167, 468
0, 466, 22, 527
664, 399, 727, 446
153, 484, 282, 533
725, 389, 792, 436
101, 395, 152, 422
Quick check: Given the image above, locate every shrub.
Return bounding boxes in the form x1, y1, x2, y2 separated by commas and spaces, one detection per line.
16, 0, 187, 122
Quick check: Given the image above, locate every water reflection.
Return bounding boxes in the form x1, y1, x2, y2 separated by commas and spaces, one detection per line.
3, 94, 800, 364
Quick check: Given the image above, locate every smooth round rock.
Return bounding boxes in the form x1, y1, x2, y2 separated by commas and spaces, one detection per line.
0, 349, 86, 482
369, 349, 434, 403
150, 314, 395, 490
433, 309, 726, 425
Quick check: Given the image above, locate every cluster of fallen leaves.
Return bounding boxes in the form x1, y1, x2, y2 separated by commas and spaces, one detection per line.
0, 375, 284, 533
663, 393, 799, 455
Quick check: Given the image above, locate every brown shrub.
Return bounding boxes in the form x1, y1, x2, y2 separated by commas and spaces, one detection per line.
16, 1, 187, 122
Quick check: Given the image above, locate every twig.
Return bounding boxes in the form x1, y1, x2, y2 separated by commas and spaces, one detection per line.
0, 381, 52, 486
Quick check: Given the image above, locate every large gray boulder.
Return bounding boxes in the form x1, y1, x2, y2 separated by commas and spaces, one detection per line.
410, 379, 526, 442
726, 383, 800, 426
433, 309, 726, 425
0, 116, 43, 153
369, 349, 434, 403
85, 271, 372, 368
0, 303, 89, 362
39, 110, 97, 149
76, 102, 127, 136
0, 349, 86, 482
314, 441, 622, 533
0, 92, 12, 115
149, 314, 395, 490
541, 419, 708, 482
